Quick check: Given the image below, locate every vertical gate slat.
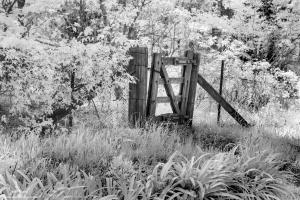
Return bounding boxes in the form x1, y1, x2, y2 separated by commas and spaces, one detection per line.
179, 50, 193, 115
186, 53, 200, 125
146, 53, 162, 117
137, 48, 148, 125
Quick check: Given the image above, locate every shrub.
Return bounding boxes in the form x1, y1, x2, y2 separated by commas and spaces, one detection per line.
146, 152, 239, 199
226, 147, 293, 200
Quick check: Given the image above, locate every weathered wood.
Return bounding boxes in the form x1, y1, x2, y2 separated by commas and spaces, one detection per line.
160, 65, 181, 114
145, 50, 216, 126
186, 53, 200, 125
217, 60, 225, 124
156, 96, 182, 103
146, 51, 198, 125
128, 55, 137, 124
162, 57, 192, 65
153, 113, 189, 123
128, 47, 148, 126
179, 50, 193, 115
158, 77, 184, 84
197, 74, 250, 127
137, 48, 148, 123
146, 53, 162, 117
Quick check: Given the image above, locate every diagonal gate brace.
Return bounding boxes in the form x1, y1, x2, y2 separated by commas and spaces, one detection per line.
197, 73, 251, 127
160, 65, 181, 114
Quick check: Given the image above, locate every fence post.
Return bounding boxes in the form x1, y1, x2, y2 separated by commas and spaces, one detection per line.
217, 60, 225, 124
128, 47, 148, 127
186, 52, 200, 125
69, 71, 75, 128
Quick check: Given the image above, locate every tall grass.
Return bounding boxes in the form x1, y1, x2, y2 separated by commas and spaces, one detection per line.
0, 150, 293, 199
0, 119, 300, 199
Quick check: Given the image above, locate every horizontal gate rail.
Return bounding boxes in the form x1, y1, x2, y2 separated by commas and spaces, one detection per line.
158, 77, 184, 84
162, 57, 193, 65
156, 96, 182, 103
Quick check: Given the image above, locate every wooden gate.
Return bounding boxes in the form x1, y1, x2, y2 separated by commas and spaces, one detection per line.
127, 47, 250, 127
146, 51, 200, 125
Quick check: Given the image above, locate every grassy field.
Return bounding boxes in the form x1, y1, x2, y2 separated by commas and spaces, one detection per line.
0, 100, 300, 199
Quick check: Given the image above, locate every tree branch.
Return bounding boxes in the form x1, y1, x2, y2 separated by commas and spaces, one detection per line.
34, 39, 61, 47
5, 0, 17, 14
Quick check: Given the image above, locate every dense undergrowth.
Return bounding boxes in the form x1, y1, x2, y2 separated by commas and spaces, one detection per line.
0, 121, 300, 199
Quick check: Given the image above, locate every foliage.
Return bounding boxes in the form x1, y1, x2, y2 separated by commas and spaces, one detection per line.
0, 121, 299, 199
0, 149, 293, 199
0, 0, 134, 129
0, 1, 300, 198
0, 0, 299, 129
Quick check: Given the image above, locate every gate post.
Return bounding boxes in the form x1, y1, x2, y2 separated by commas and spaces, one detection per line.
128, 47, 148, 127
186, 52, 200, 125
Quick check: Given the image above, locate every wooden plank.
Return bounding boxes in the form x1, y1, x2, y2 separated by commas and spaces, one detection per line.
128, 53, 137, 123
154, 113, 189, 124
156, 95, 182, 103
175, 57, 192, 65
146, 53, 162, 117
162, 57, 176, 65
129, 47, 148, 54
158, 77, 184, 84
162, 57, 192, 65
128, 47, 148, 126
179, 50, 193, 115
137, 48, 148, 124
186, 53, 200, 125
197, 74, 250, 127
160, 65, 181, 114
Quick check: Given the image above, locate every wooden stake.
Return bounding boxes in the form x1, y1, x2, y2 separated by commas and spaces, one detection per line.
69, 71, 75, 128
217, 60, 224, 124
